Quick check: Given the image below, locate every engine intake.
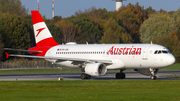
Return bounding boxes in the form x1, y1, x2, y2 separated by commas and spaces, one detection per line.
85, 63, 107, 76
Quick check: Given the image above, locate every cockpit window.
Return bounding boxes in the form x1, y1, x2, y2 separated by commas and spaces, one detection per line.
158, 50, 162, 54
154, 50, 170, 54
162, 50, 168, 54
154, 50, 158, 54
167, 50, 171, 54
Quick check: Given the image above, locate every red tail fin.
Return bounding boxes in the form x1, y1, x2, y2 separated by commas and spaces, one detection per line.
31, 10, 59, 47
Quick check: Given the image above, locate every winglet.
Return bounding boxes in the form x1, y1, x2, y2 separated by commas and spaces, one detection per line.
5, 52, 10, 59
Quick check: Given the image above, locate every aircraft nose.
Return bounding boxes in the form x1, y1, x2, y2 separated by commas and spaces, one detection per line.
167, 55, 176, 66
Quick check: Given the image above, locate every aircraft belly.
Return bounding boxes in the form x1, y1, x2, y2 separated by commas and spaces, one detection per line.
106, 59, 125, 69
56, 61, 79, 68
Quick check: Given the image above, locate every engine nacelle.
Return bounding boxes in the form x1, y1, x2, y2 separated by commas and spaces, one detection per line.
85, 63, 107, 76
134, 69, 159, 76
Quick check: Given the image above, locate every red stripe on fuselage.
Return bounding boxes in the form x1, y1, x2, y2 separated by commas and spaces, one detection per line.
36, 37, 59, 47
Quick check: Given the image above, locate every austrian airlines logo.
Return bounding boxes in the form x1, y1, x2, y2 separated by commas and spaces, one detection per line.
107, 46, 142, 55
36, 27, 46, 37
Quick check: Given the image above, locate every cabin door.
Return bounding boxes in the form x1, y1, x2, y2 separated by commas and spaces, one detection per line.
142, 47, 149, 60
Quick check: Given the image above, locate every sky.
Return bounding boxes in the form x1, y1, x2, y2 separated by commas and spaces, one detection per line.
20, 0, 180, 19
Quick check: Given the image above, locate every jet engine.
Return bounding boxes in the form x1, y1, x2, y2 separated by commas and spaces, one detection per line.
134, 69, 159, 76
84, 63, 107, 76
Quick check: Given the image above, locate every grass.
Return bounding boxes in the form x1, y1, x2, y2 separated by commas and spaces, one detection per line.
0, 80, 180, 101
168, 75, 180, 78
160, 64, 180, 71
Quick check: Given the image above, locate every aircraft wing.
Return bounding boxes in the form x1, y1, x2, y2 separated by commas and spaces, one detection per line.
4, 48, 42, 53
5, 52, 112, 64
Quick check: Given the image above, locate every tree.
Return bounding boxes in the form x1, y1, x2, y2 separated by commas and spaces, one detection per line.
0, 34, 3, 61
152, 32, 180, 63
0, 13, 32, 51
140, 12, 177, 43
75, 7, 109, 21
75, 7, 109, 36
45, 19, 62, 44
56, 19, 81, 43
171, 9, 180, 25
109, 3, 148, 43
0, 0, 28, 16
101, 18, 132, 43
101, 28, 119, 43
69, 14, 103, 43
144, 6, 156, 14
53, 16, 62, 22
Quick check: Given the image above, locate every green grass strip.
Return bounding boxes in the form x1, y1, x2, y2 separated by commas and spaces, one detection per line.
160, 64, 180, 71
0, 80, 179, 101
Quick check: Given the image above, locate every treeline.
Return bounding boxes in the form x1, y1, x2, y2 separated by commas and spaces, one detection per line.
0, 1, 180, 62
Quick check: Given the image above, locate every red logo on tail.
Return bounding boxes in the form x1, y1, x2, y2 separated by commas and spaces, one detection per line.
36, 28, 46, 37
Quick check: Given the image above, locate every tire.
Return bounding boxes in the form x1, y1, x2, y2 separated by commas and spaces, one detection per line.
116, 73, 126, 79
87, 75, 91, 79
151, 76, 157, 80
121, 73, 126, 79
116, 73, 120, 79
81, 73, 87, 80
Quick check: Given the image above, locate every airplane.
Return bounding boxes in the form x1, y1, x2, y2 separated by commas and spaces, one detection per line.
5, 10, 175, 80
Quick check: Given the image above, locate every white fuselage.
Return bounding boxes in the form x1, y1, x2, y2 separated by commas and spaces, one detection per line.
44, 43, 175, 70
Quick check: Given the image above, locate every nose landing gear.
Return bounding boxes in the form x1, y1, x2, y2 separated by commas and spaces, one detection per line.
115, 69, 126, 79
150, 68, 158, 80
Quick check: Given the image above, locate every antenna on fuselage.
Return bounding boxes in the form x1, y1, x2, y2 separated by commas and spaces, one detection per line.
151, 41, 153, 44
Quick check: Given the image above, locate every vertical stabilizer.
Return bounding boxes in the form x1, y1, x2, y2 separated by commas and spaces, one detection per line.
31, 10, 59, 47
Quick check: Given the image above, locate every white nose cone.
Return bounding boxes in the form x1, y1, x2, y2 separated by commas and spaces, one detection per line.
167, 55, 176, 66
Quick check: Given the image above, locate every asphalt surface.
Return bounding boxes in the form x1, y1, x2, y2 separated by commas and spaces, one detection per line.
0, 70, 180, 81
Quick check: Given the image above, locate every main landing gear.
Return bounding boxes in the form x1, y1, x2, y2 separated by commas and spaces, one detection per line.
81, 73, 91, 80
116, 69, 126, 79
150, 68, 158, 80
80, 68, 91, 80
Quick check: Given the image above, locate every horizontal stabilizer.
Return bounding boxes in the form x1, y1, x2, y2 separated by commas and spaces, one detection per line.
4, 48, 42, 53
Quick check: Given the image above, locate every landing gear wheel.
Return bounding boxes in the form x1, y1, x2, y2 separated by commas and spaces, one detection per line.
116, 73, 120, 79
151, 76, 157, 80
81, 73, 87, 80
81, 73, 91, 80
149, 68, 158, 80
121, 73, 125, 79
116, 73, 126, 79
87, 75, 91, 79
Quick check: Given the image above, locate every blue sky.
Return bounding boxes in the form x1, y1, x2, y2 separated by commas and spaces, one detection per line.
21, 0, 180, 19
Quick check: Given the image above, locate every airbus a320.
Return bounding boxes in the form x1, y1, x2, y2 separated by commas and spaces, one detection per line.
5, 11, 175, 80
